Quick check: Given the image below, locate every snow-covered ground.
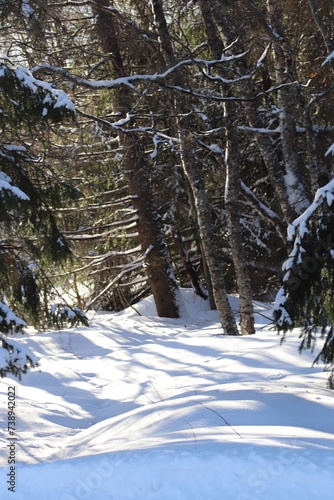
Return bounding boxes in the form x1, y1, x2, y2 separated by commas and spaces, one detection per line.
1, 289, 334, 499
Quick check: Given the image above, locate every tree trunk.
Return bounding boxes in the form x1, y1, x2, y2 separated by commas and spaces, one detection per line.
93, 0, 180, 318
208, 0, 301, 223
224, 102, 255, 335
181, 132, 239, 334
198, 0, 255, 334
171, 228, 208, 300
267, 0, 310, 214
151, 0, 239, 334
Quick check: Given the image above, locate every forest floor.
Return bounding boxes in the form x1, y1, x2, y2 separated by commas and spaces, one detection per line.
1, 289, 334, 499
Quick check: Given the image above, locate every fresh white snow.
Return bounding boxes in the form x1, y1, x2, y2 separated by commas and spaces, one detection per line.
0, 172, 30, 201
0, 289, 334, 499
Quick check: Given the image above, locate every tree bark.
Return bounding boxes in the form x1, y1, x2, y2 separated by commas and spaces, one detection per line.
267, 0, 310, 214
224, 103, 255, 334
181, 132, 239, 334
93, 0, 180, 318
208, 0, 301, 223
198, 0, 255, 334
151, 0, 239, 334
171, 228, 208, 300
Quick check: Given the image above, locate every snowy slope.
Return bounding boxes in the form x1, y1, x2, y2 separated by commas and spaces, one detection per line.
0, 289, 334, 499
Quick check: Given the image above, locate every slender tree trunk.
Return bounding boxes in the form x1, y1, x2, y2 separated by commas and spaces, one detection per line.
186, 182, 217, 309
267, 0, 310, 214
93, 0, 180, 318
151, 0, 239, 334
303, 99, 321, 194
199, 0, 255, 334
181, 132, 239, 334
224, 103, 255, 334
208, 0, 301, 222
305, 0, 334, 57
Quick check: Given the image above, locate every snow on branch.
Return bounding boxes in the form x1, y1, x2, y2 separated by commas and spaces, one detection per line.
0, 336, 39, 379
31, 60, 298, 105
0, 301, 26, 334
14, 66, 75, 114
325, 143, 334, 157
0, 170, 30, 201
201, 44, 270, 85
321, 51, 334, 67
274, 178, 334, 331
0, 58, 75, 121
49, 304, 89, 328
31, 50, 254, 92
287, 179, 334, 241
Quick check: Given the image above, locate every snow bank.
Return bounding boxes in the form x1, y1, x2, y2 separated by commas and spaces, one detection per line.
0, 289, 333, 499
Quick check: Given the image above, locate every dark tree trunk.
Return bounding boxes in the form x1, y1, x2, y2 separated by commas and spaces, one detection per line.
151, 0, 239, 334
199, 0, 255, 334
267, 0, 310, 214
93, 0, 180, 318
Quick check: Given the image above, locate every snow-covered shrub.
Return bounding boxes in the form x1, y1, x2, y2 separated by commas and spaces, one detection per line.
0, 335, 39, 379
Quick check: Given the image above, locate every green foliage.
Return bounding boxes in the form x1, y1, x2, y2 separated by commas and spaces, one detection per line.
274, 180, 334, 387
0, 143, 77, 329
0, 335, 39, 380
0, 55, 86, 380
0, 59, 75, 128
48, 304, 89, 329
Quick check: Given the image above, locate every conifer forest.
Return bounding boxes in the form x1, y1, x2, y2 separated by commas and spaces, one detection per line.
1, 4, 334, 500
1, 0, 334, 383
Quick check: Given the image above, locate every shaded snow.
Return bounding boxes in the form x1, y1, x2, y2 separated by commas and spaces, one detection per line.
0, 289, 333, 499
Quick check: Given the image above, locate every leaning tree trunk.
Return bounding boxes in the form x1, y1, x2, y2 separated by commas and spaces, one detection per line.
305, 0, 334, 60
93, 0, 180, 318
151, 0, 239, 334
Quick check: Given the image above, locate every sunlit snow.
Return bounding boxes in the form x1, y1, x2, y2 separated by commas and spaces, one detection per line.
0, 289, 333, 499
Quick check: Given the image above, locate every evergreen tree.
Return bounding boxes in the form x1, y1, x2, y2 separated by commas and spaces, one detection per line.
273, 175, 334, 387
0, 58, 87, 379
2, 0, 333, 343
